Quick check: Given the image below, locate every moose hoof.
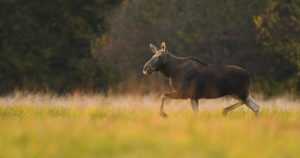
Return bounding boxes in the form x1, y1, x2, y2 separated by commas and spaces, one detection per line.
255, 111, 259, 117
160, 112, 168, 118
222, 109, 228, 116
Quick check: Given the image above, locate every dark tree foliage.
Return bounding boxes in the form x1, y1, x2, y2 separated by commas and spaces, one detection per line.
0, 0, 122, 94
254, 0, 300, 95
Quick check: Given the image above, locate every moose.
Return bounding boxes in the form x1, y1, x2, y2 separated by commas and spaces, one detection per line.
143, 42, 260, 117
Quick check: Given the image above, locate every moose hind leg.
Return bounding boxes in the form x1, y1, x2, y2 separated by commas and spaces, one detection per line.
190, 99, 199, 112
245, 96, 260, 116
223, 102, 243, 116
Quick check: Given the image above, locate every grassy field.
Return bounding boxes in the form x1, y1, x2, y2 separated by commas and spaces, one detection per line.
0, 93, 300, 158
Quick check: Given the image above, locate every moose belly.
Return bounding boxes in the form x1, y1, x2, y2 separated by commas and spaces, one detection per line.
185, 79, 229, 99
201, 85, 226, 98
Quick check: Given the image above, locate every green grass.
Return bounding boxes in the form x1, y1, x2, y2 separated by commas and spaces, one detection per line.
0, 105, 299, 158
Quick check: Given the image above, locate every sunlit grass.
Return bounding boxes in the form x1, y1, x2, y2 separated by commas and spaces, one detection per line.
0, 93, 299, 158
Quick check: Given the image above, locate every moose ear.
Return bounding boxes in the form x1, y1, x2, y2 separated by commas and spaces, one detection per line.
161, 41, 166, 52
149, 43, 158, 53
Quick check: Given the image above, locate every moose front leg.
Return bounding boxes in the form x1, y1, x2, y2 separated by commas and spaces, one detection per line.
190, 99, 199, 112
160, 91, 182, 118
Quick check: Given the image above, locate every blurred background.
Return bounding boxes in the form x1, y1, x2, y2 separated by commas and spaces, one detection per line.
0, 0, 300, 96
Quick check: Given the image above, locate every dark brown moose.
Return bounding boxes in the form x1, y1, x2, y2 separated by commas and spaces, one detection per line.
143, 42, 260, 117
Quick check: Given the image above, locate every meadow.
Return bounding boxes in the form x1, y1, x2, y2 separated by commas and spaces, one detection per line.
0, 93, 300, 158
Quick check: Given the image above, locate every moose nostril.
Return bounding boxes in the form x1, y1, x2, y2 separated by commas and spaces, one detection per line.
142, 66, 148, 74
143, 68, 148, 75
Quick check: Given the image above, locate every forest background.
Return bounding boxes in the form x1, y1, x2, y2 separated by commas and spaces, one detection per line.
1, 0, 300, 96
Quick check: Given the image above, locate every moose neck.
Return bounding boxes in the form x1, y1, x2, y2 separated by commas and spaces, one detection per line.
158, 54, 180, 78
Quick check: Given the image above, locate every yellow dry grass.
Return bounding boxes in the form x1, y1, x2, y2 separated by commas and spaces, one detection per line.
0, 93, 299, 158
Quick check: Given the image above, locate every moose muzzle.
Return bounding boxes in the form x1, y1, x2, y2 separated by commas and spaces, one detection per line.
142, 65, 153, 75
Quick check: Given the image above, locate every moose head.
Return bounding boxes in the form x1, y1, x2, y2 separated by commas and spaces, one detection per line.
143, 42, 168, 75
